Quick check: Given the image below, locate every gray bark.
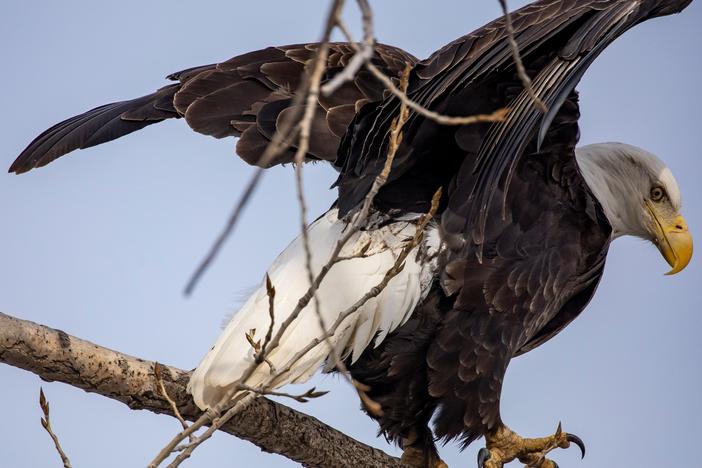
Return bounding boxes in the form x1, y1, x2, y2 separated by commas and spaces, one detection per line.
0, 312, 404, 467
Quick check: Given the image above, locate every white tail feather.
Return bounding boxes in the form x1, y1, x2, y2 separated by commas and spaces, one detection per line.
188, 209, 438, 410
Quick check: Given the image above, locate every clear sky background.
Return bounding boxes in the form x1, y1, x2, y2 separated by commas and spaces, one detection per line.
1, 1, 700, 467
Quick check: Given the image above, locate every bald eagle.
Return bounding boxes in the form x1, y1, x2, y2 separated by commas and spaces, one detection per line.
9, 0, 693, 466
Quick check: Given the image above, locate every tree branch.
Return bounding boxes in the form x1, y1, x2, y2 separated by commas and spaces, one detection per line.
39, 388, 73, 468
0, 311, 404, 468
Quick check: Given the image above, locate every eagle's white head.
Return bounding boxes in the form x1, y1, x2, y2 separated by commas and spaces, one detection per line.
575, 142, 692, 274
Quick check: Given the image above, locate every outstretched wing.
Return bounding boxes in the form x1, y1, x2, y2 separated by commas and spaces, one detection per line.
9, 43, 417, 174
335, 0, 691, 223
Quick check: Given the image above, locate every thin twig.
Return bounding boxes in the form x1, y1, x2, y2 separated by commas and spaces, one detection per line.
184, 0, 515, 297
269, 64, 416, 418
292, 32, 331, 367
321, 0, 375, 95
165, 110, 432, 464
255, 274, 277, 373
166, 1, 514, 463
39, 388, 72, 468
166, 396, 247, 468
369, 61, 510, 125
273, 187, 442, 387
498, 0, 548, 113
161, 52, 411, 467
154, 364, 192, 440
335, 18, 510, 126
183, 25, 328, 296
316, 63, 414, 417
155, 393, 252, 468
183, 167, 265, 296
152, 2, 347, 466
239, 384, 329, 403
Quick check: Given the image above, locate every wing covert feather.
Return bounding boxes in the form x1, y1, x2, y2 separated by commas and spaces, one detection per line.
10, 43, 417, 173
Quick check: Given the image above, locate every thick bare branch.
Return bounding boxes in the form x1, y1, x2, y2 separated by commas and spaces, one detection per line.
0, 312, 405, 468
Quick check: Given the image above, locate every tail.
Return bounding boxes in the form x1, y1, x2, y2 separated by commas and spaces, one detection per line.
9, 84, 182, 174
187, 209, 437, 410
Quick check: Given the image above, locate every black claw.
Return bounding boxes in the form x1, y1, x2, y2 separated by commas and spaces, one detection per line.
477, 447, 491, 467
566, 433, 586, 459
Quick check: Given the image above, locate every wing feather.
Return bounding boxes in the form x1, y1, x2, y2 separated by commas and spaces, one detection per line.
10, 43, 417, 173
9, 84, 181, 173
334, 0, 650, 217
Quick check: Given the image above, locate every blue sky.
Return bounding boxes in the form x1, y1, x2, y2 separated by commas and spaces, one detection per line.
1, 1, 700, 467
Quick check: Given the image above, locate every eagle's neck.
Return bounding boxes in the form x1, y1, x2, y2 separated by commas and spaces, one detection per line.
574, 144, 648, 240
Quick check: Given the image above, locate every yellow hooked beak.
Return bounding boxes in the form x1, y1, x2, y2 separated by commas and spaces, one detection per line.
646, 202, 693, 275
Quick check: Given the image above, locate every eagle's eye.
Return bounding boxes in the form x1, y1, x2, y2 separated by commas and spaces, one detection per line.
650, 186, 666, 202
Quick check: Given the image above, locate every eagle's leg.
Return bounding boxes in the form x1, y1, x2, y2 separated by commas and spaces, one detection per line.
400, 427, 447, 468
478, 423, 585, 468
